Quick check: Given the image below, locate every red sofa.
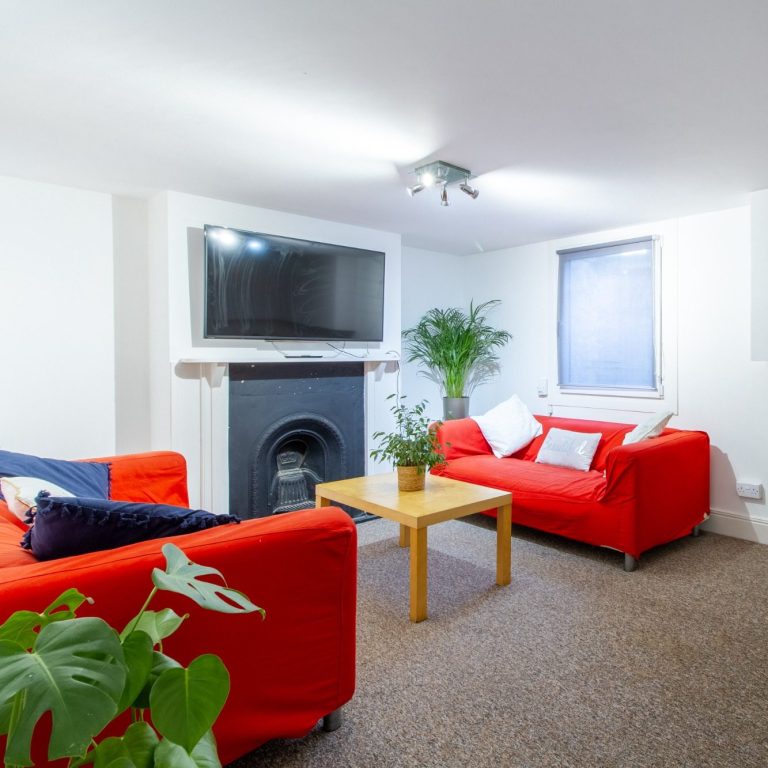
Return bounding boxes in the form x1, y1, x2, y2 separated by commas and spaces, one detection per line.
0, 451, 357, 765
432, 415, 710, 570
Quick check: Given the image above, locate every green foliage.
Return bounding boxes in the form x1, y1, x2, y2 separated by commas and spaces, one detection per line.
150, 654, 229, 753
402, 299, 512, 398
370, 395, 445, 469
0, 618, 126, 765
152, 548, 264, 617
0, 543, 264, 768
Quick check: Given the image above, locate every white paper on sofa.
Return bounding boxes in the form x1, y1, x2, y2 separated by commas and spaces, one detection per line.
472, 395, 543, 458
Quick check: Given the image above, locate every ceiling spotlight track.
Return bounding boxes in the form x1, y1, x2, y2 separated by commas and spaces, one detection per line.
406, 160, 479, 205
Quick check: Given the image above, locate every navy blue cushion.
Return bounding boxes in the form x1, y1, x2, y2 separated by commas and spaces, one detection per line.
22, 494, 240, 561
0, 449, 110, 500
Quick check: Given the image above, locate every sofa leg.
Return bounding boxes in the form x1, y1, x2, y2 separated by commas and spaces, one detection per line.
624, 554, 638, 572
692, 525, 701, 537
322, 707, 343, 732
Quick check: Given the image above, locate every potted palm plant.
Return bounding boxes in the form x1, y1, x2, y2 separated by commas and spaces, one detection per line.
370, 396, 445, 491
402, 299, 512, 420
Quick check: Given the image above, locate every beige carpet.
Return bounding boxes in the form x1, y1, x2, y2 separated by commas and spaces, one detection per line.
231, 517, 768, 768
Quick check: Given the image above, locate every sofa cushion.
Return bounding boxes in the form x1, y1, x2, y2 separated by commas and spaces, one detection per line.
22, 495, 241, 561
439, 455, 607, 503
0, 518, 37, 567
0, 476, 75, 522
0, 450, 109, 500
471, 395, 543, 458
623, 411, 674, 445
535, 428, 602, 472
521, 417, 633, 472
0, 499, 26, 531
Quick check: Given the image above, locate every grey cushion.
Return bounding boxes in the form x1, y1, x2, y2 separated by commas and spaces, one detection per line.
535, 428, 602, 472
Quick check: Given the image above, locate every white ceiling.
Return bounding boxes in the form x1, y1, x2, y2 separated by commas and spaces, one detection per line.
1, 1, 767, 254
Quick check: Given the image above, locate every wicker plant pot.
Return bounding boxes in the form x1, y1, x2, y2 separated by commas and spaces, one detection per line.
397, 465, 426, 492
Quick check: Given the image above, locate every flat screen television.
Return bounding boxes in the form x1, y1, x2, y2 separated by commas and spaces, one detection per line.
204, 225, 386, 341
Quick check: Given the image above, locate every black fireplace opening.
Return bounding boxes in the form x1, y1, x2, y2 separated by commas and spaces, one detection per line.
229, 362, 373, 522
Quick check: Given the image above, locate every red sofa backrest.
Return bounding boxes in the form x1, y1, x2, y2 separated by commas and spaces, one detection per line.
90, 450, 190, 507
518, 416, 635, 472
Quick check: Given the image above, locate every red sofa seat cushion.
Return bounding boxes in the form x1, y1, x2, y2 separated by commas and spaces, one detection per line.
0, 518, 37, 568
438, 455, 607, 504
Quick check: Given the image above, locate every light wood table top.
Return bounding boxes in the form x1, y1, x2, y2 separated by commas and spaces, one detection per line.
315, 472, 511, 528
316, 472, 512, 622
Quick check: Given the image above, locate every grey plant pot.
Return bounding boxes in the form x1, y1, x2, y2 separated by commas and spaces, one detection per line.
443, 396, 470, 420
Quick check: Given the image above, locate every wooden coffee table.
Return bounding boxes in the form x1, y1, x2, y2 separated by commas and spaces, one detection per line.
316, 473, 512, 622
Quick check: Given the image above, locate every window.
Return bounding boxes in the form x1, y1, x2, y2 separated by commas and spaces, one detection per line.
557, 237, 660, 395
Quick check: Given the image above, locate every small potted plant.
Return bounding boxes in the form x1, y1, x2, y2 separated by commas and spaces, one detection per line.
370, 396, 445, 491
402, 299, 512, 420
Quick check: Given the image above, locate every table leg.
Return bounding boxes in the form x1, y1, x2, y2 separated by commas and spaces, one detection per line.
316, 494, 331, 507
409, 526, 428, 622
496, 503, 512, 586
399, 524, 410, 547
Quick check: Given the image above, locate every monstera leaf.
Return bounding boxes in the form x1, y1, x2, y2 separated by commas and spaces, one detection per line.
153, 732, 220, 768
152, 544, 264, 616
86, 721, 159, 768
132, 651, 181, 710
117, 631, 154, 712
121, 609, 188, 646
150, 655, 229, 753
0, 617, 126, 765
0, 589, 89, 650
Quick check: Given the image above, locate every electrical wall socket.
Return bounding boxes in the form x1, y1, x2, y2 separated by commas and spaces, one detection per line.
736, 481, 763, 500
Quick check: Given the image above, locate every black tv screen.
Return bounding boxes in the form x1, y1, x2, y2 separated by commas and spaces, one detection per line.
204, 225, 386, 341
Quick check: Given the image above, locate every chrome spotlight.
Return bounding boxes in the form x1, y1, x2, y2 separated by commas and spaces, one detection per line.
459, 180, 480, 199
406, 160, 479, 206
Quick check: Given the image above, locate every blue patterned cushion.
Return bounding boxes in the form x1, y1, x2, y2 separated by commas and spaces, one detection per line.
22, 494, 240, 560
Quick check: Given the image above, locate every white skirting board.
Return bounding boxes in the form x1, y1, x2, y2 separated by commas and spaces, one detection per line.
702, 508, 768, 545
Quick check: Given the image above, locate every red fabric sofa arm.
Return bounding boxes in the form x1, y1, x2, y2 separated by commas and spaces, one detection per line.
0, 507, 357, 765
603, 430, 710, 557
89, 451, 190, 507
433, 417, 492, 463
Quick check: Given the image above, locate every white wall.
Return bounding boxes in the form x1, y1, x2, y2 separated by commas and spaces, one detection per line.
400, 246, 465, 419
676, 207, 768, 541
147, 191, 403, 509
0, 175, 116, 458
450, 242, 551, 417
113, 196, 150, 454
406, 205, 768, 542
751, 189, 768, 360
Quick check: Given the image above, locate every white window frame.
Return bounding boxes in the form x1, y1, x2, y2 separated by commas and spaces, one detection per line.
547, 220, 678, 418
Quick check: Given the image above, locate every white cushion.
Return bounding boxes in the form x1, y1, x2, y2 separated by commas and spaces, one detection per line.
535, 428, 602, 472
622, 411, 673, 445
0, 476, 75, 522
471, 395, 543, 458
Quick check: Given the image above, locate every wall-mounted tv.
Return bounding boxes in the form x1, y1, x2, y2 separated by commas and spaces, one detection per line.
204, 225, 386, 342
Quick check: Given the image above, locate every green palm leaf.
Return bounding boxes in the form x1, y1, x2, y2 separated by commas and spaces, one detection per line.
403, 299, 512, 398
